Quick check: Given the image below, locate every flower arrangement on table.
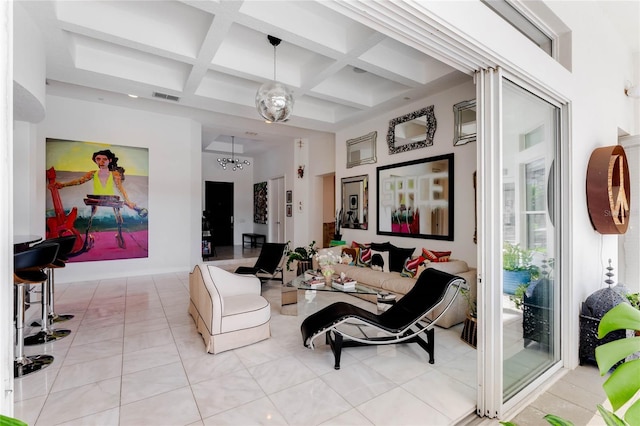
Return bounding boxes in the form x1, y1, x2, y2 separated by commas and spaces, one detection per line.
284, 240, 317, 272
316, 250, 341, 280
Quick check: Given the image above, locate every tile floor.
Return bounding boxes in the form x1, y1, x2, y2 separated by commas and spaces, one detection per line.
14, 267, 478, 426
13, 250, 621, 426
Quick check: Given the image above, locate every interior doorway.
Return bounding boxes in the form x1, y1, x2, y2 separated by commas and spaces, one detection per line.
270, 176, 285, 243
205, 181, 234, 246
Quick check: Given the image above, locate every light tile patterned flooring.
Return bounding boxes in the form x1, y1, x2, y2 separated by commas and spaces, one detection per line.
14, 268, 478, 426
14, 250, 618, 426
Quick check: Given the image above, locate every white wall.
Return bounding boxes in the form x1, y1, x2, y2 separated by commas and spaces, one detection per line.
28, 96, 202, 283
335, 80, 477, 266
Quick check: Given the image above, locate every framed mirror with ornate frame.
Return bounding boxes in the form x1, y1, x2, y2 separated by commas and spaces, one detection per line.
387, 106, 437, 154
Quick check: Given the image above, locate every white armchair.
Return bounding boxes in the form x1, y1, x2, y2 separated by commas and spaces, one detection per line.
189, 265, 271, 354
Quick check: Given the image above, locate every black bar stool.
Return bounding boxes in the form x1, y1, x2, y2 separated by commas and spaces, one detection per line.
30, 235, 77, 327
13, 243, 59, 377
23, 239, 72, 346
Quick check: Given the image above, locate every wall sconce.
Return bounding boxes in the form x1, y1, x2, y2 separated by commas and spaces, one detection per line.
624, 82, 640, 98
297, 165, 305, 178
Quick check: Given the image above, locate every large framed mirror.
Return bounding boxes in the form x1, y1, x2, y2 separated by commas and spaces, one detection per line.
377, 153, 453, 240
387, 106, 437, 154
453, 99, 476, 146
341, 175, 368, 230
347, 132, 377, 168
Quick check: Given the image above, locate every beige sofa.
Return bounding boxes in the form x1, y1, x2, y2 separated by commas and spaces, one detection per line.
330, 257, 477, 329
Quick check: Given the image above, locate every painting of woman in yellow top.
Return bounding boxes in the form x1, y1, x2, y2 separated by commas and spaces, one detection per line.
57, 150, 143, 211
49, 146, 148, 259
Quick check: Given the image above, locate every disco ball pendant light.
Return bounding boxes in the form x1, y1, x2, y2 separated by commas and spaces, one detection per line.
255, 35, 294, 123
217, 136, 250, 171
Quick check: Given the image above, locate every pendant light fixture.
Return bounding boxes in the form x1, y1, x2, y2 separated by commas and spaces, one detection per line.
217, 136, 250, 171
255, 35, 294, 123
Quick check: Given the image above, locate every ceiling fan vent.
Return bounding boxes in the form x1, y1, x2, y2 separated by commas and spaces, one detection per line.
152, 91, 180, 102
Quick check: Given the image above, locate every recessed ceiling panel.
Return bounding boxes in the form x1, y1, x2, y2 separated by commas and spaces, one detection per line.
311, 66, 410, 108
294, 94, 362, 124
211, 23, 332, 88
196, 70, 258, 107
359, 38, 454, 84
71, 34, 190, 92
56, 0, 212, 59
239, 1, 376, 54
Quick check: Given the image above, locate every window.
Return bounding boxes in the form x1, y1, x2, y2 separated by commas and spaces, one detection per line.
482, 0, 554, 56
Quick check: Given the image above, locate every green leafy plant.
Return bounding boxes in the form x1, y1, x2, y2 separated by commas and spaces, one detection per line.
0, 415, 28, 426
510, 283, 530, 310
625, 292, 640, 310
595, 302, 640, 425
284, 240, 317, 271
460, 287, 477, 318
503, 243, 539, 275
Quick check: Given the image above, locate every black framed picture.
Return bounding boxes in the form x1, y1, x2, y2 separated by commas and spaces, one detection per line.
377, 153, 454, 240
286, 190, 292, 204
286, 204, 292, 217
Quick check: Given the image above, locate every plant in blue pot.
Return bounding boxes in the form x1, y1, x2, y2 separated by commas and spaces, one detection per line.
503, 242, 539, 295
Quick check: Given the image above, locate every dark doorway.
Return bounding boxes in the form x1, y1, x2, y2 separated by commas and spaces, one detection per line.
205, 181, 234, 246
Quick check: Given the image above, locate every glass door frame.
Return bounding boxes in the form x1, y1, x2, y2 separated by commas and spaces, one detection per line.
476, 66, 571, 418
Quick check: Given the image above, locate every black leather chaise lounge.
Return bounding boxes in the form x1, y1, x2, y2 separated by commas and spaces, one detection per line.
235, 242, 286, 282
300, 268, 467, 369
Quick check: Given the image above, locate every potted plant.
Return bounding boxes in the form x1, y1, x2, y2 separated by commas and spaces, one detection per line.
503, 243, 539, 295
460, 287, 477, 348
284, 240, 317, 273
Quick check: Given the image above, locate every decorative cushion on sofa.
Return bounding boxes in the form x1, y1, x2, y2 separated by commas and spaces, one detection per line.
351, 242, 372, 267
401, 255, 427, 277
389, 246, 415, 272
370, 242, 394, 252
341, 247, 358, 265
370, 250, 390, 272
422, 248, 452, 262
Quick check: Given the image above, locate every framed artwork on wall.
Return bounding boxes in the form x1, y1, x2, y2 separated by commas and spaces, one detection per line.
45, 138, 149, 262
286, 204, 292, 217
254, 181, 267, 224
286, 190, 292, 204
376, 153, 454, 240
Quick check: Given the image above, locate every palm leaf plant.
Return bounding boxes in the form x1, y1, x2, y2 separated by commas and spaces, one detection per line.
595, 302, 640, 426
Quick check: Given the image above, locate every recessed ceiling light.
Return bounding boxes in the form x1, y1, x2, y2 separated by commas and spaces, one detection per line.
128, 94, 138, 98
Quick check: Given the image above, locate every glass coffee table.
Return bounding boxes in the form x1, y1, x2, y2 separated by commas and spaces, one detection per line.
281, 274, 378, 316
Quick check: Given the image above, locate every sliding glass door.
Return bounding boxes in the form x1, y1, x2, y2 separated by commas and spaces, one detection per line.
477, 68, 564, 417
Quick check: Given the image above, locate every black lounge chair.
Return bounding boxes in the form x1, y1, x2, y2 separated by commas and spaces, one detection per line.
235, 242, 287, 282
300, 268, 466, 369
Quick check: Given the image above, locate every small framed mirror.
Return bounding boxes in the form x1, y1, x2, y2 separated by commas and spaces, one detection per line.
387, 106, 437, 154
453, 100, 476, 146
341, 175, 368, 230
347, 132, 377, 168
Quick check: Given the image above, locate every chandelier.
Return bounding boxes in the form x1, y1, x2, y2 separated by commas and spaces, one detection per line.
255, 35, 294, 123
217, 136, 250, 171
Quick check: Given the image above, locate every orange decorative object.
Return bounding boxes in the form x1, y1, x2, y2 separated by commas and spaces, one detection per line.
586, 145, 630, 234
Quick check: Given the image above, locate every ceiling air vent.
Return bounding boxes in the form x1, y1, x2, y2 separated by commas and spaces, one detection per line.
152, 91, 180, 102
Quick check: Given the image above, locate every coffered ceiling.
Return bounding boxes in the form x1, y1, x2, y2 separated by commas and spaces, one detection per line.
17, 0, 470, 156
17, 1, 639, 156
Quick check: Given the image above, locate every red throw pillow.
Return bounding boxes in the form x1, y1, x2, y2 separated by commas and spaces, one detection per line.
422, 248, 451, 262
401, 255, 426, 277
